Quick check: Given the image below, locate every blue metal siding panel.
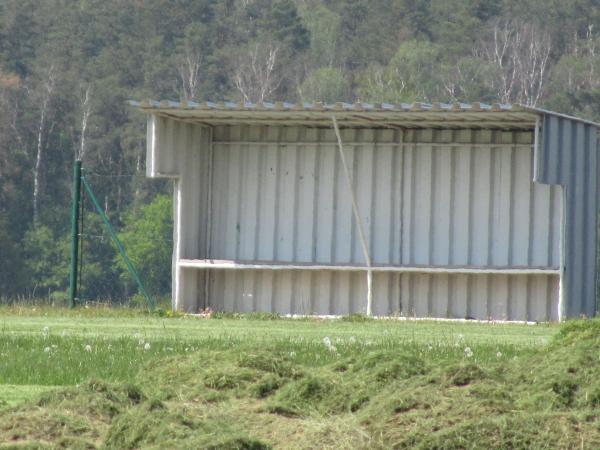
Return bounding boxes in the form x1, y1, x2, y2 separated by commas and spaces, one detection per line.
538, 115, 599, 317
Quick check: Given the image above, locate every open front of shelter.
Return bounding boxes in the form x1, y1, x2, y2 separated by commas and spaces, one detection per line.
134, 101, 599, 321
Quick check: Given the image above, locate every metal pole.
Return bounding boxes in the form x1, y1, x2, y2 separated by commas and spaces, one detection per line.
80, 174, 155, 310
332, 116, 373, 316
68, 160, 82, 308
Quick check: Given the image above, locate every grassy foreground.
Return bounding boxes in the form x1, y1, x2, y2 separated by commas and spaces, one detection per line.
1, 307, 599, 448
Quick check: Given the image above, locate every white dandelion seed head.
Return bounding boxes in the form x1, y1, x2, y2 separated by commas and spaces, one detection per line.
43, 347, 50, 353
328, 345, 338, 353
322, 336, 332, 347
165, 347, 174, 352
457, 333, 464, 340
289, 351, 296, 358
496, 351, 502, 358
51, 344, 58, 349
349, 336, 357, 344
144, 342, 151, 351
138, 339, 145, 346
42, 326, 49, 334
464, 347, 473, 358
84, 344, 92, 353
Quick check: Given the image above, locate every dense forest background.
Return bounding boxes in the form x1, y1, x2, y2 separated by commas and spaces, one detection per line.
2, 0, 600, 303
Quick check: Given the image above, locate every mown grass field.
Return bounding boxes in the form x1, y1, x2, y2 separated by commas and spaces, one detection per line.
1, 306, 599, 448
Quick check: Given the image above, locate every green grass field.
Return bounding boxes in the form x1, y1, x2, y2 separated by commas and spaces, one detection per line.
1, 306, 599, 448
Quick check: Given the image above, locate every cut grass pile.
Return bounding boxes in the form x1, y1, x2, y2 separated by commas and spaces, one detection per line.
4, 308, 599, 448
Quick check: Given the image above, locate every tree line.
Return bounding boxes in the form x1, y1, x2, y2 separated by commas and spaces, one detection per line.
1, 0, 600, 302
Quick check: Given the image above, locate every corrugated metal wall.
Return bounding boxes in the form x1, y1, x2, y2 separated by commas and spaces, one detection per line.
148, 116, 567, 319
147, 115, 212, 309
536, 115, 600, 317
205, 269, 558, 321
209, 125, 562, 269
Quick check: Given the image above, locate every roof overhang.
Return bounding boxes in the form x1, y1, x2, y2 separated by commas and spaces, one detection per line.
130, 100, 600, 131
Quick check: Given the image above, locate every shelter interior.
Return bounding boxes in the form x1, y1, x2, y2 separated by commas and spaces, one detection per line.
145, 108, 566, 321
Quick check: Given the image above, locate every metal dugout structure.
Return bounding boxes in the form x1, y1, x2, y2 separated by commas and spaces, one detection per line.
133, 101, 599, 321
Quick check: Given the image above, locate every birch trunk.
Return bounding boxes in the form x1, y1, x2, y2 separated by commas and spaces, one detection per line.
32, 67, 55, 227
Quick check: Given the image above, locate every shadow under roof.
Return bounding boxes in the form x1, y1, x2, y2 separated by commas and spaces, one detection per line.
130, 100, 600, 130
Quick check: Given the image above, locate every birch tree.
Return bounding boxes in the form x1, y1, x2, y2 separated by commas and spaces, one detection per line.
32, 64, 55, 227
233, 42, 281, 103
77, 85, 92, 161
176, 23, 210, 101
477, 20, 551, 106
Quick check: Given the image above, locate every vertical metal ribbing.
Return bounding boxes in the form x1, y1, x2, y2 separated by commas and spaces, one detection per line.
203, 127, 214, 308
234, 129, 244, 260
527, 150, 535, 267
467, 131, 475, 266
449, 140, 457, 265
580, 126, 591, 313
559, 186, 567, 320
292, 128, 302, 261
272, 128, 282, 260
547, 185, 556, 268
545, 275, 553, 321
369, 133, 377, 264
486, 144, 495, 266
428, 144, 436, 265
311, 132, 322, 263
466, 274, 472, 319
330, 139, 338, 263
388, 132, 398, 264
508, 144, 516, 266
350, 129, 358, 263
532, 116, 541, 182
409, 144, 417, 264
332, 116, 373, 316
253, 127, 265, 260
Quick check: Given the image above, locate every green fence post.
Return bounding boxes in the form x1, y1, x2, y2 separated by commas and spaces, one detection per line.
68, 160, 82, 308
80, 174, 154, 310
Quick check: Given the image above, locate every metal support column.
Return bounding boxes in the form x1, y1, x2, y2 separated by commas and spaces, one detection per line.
68, 160, 82, 308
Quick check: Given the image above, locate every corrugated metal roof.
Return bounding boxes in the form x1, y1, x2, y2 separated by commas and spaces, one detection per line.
129, 100, 600, 130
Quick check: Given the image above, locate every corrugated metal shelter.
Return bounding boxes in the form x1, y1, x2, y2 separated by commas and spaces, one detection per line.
132, 101, 600, 321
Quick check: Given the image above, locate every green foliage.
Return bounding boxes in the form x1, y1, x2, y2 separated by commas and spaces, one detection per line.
0, 214, 25, 297
358, 40, 444, 103
298, 4, 341, 67
299, 67, 349, 102
116, 194, 172, 296
22, 226, 70, 298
